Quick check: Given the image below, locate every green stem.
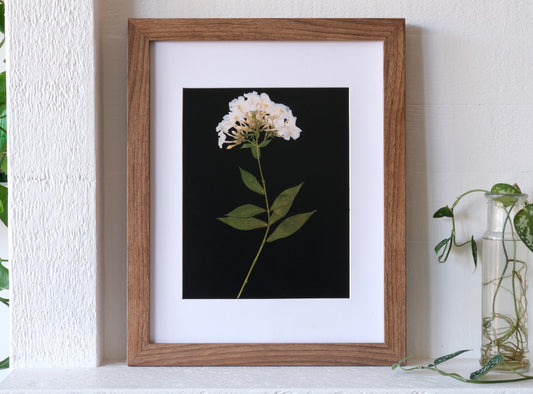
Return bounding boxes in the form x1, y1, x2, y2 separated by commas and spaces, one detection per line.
451, 189, 489, 210
236, 143, 271, 299
444, 189, 489, 260
485, 202, 527, 362
490, 204, 519, 318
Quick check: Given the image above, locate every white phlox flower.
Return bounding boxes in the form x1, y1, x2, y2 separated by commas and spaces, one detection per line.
216, 91, 301, 149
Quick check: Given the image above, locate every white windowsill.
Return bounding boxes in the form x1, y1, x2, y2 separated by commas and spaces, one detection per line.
1, 359, 533, 393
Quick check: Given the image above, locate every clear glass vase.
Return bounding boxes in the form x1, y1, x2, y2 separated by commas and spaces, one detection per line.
481, 193, 529, 372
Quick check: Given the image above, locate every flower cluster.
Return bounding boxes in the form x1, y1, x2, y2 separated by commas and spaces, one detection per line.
216, 92, 301, 149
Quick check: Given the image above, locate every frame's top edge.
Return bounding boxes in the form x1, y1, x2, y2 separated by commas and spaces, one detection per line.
128, 18, 405, 42
127, 17, 406, 21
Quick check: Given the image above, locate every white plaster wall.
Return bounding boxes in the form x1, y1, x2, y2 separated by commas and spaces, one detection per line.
0, 35, 8, 378
8, 0, 100, 367
99, 0, 533, 362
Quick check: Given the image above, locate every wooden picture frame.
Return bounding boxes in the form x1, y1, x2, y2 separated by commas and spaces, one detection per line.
128, 18, 405, 366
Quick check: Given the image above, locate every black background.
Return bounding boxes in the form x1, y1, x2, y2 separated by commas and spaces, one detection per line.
182, 88, 349, 299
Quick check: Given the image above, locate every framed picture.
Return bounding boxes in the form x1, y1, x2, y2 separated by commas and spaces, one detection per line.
128, 18, 405, 366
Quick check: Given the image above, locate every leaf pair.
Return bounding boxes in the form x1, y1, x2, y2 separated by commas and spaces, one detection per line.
217, 168, 268, 230
218, 172, 316, 242
241, 139, 271, 160
218, 204, 268, 231
433, 205, 478, 267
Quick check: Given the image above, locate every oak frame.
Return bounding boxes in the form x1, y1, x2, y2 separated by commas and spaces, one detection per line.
128, 18, 406, 366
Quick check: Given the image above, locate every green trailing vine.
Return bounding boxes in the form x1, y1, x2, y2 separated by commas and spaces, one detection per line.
395, 182, 533, 381
433, 183, 533, 268
393, 350, 533, 384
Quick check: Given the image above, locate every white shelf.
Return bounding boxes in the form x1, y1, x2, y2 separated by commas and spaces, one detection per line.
2, 359, 533, 393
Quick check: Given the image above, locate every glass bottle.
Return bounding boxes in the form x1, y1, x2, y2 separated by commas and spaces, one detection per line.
481, 193, 529, 371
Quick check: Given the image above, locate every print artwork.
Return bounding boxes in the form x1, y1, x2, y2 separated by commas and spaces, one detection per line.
182, 88, 350, 299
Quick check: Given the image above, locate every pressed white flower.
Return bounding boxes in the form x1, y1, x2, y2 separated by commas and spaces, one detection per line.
277, 117, 302, 141
216, 91, 301, 149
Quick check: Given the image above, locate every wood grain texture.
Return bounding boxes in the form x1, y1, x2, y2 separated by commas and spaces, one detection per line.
127, 18, 405, 366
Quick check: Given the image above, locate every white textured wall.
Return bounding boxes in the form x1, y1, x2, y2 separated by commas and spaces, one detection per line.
8, 0, 100, 367
100, 0, 533, 362
0, 35, 8, 379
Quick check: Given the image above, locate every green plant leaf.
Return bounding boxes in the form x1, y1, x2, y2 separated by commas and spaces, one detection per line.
470, 355, 504, 380
431, 349, 471, 366
270, 183, 303, 224
217, 216, 267, 231
259, 139, 271, 148
495, 195, 519, 207
433, 206, 453, 218
239, 167, 264, 195
434, 238, 450, 255
0, 72, 5, 116
0, 184, 6, 227
435, 236, 453, 263
0, 356, 8, 370
391, 354, 414, 370
514, 204, 533, 254
0, 296, 7, 307
490, 183, 522, 206
240, 143, 253, 150
471, 236, 478, 269
0, 260, 7, 290
491, 183, 521, 194
225, 204, 266, 218
0, 2, 4, 35
251, 146, 260, 160
266, 210, 316, 242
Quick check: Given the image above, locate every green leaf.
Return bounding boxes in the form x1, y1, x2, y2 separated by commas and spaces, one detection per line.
490, 182, 522, 207
515, 204, 533, 254
471, 236, 478, 269
267, 210, 316, 242
495, 195, 519, 207
259, 139, 271, 148
0, 260, 7, 290
270, 183, 303, 224
0, 71, 5, 116
217, 216, 267, 231
0, 2, 4, 35
239, 167, 264, 195
433, 206, 453, 218
251, 146, 260, 160
491, 183, 521, 194
431, 349, 471, 366
469, 355, 504, 379
0, 184, 7, 226
225, 204, 266, 218
391, 354, 414, 370
0, 296, 7, 307
434, 238, 450, 255
0, 356, 8, 370
240, 143, 253, 150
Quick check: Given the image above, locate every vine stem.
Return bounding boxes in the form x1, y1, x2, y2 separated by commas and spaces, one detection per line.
236, 142, 271, 299
450, 189, 489, 249
451, 189, 489, 210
